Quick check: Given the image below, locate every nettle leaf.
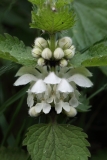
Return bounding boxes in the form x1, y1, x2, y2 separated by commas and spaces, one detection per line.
63, 0, 107, 50
0, 147, 29, 160
23, 123, 90, 160
0, 34, 36, 66
31, 8, 75, 34
71, 42, 107, 67
77, 93, 91, 112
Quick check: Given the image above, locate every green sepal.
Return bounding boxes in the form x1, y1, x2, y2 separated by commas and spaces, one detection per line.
0, 34, 36, 66
23, 123, 91, 160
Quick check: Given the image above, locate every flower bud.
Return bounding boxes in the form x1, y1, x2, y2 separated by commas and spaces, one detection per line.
37, 58, 45, 66
58, 37, 72, 49
69, 45, 75, 54
54, 48, 64, 60
29, 107, 39, 117
32, 48, 42, 58
34, 37, 48, 49
64, 48, 75, 59
65, 106, 77, 117
42, 48, 52, 60
60, 59, 68, 67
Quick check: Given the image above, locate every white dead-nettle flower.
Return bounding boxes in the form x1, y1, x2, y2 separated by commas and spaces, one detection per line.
59, 59, 68, 67
14, 66, 93, 117
64, 46, 75, 59
34, 37, 48, 49
58, 37, 72, 49
42, 48, 52, 60
54, 48, 64, 60
32, 48, 42, 58
37, 58, 45, 66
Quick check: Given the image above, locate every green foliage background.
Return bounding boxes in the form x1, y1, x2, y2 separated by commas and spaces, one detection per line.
0, 0, 107, 159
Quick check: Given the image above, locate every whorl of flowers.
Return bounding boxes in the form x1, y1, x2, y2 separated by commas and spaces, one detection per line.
14, 37, 93, 117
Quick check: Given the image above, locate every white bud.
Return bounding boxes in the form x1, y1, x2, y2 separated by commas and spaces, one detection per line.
64, 48, 75, 59
34, 37, 48, 49
58, 37, 72, 49
54, 48, 64, 60
69, 45, 75, 53
65, 106, 77, 117
42, 48, 52, 60
32, 48, 42, 58
29, 107, 39, 117
37, 58, 45, 66
60, 59, 68, 67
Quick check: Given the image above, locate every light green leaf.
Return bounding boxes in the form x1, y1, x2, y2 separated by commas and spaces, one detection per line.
77, 93, 91, 112
23, 123, 90, 160
62, 0, 107, 50
31, 8, 75, 34
70, 42, 107, 67
0, 147, 29, 160
0, 34, 36, 66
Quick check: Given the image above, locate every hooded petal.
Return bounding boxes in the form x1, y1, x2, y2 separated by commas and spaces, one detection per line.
42, 103, 51, 114
68, 74, 93, 88
28, 107, 39, 117
31, 79, 46, 93
14, 74, 37, 86
44, 72, 61, 84
57, 79, 74, 93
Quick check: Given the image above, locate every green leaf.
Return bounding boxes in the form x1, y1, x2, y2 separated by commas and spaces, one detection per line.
77, 93, 91, 112
23, 123, 90, 160
0, 34, 36, 66
64, 0, 107, 50
31, 8, 75, 34
0, 147, 29, 160
71, 42, 107, 67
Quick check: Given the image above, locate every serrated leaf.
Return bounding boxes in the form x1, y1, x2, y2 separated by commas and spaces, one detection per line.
0, 34, 36, 66
71, 42, 107, 67
0, 147, 29, 160
31, 8, 75, 33
77, 93, 91, 112
23, 123, 90, 160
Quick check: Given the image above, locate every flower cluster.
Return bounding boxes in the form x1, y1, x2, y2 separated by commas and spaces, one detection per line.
14, 65, 93, 117
32, 37, 75, 67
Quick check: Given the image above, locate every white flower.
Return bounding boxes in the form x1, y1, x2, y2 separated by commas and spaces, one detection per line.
28, 107, 40, 117
64, 47, 75, 59
37, 58, 45, 66
59, 59, 68, 67
55, 100, 70, 114
42, 48, 52, 60
65, 107, 77, 117
44, 72, 61, 84
27, 89, 34, 107
54, 48, 64, 59
32, 48, 42, 58
35, 101, 51, 114
34, 37, 48, 49
58, 37, 72, 49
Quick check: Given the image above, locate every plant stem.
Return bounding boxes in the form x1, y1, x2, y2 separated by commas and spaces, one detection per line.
50, 34, 56, 52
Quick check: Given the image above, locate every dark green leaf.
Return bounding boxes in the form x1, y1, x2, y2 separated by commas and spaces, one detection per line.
23, 123, 90, 160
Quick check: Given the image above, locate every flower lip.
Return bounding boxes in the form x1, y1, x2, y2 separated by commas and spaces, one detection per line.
44, 72, 61, 84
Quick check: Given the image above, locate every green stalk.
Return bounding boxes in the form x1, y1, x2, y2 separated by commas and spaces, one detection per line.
50, 34, 56, 52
